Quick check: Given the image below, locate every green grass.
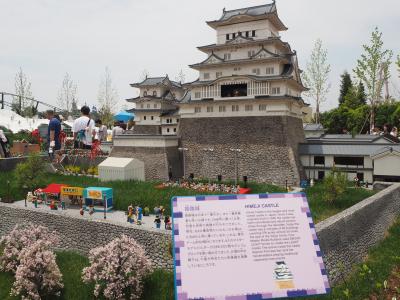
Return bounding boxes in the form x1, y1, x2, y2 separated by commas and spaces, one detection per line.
300, 218, 400, 299
0, 171, 375, 223
0, 251, 174, 300
305, 183, 376, 223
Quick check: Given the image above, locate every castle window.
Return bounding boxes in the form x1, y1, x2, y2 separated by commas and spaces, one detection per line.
195, 107, 201, 113
147, 104, 150, 108
252, 30, 256, 37
266, 67, 274, 75
224, 53, 231, 60
140, 104, 144, 108
144, 116, 147, 120
218, 106, 226, 112
153, 91, 157, 96
238, 31, 242, 36
233, 67, 241, 72
143, 91, 147, 96
245, 105, 253, 111
252, 68, 260, 75
272, 87, 281, 95
221, 84, 247, 98
314, 156, 325, 165
232, 105, 239, 112
216, 72, 223, 78
203, 73, 210, 80
154, 103, 157, 108
226, 34, 230, 41
207, 106, 213, 113
233, 33, 236, 38
248, 50, 256, 58
177, 119, 179, 123
259, 104, 267, 111
151, 116, 154, 120
195, 92, 201, 98
167, 128, 170, 133
246, 31, 249, 38
173, 128, 177, 133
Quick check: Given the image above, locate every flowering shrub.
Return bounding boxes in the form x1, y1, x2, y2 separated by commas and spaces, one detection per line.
82, 235, 152, 300
11, 240, 63, 300
0, 223, 59, 273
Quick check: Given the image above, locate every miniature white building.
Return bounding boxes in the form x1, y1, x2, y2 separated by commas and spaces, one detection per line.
126, 76, 185, 135
98, 157, 145, 182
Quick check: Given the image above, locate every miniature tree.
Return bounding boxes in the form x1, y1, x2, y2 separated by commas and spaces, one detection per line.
0, 223, 59, 273
11, 239, 63, 300
323, 167, 348, 203
14, 153, 46, 193
82, 235, 152, 300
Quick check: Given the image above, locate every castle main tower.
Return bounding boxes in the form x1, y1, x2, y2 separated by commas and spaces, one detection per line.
179, 2, 307, 185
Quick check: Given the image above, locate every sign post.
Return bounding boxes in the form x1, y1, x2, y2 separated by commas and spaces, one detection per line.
172, 193, 330, 300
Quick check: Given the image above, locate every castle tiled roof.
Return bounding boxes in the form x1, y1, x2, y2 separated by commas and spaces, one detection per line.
130, 76, 182, 88
218, 3, 276, 21
206, 2, 287, 31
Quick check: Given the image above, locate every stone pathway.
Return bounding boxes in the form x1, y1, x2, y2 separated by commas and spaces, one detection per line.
12, 200, 170, 232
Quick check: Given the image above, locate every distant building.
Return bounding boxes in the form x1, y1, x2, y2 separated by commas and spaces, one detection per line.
303, 123, 326, 138
299, 134, 400, 183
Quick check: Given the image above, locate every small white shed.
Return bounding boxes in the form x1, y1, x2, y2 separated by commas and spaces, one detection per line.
98, 157, 145, 182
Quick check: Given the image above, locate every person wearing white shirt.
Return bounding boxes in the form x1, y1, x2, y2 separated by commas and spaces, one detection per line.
72, 106, 96, 149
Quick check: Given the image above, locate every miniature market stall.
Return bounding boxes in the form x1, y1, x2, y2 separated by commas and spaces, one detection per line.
83, 187, 113, 212
42, 184, 69, 204
60, 186, 84, 207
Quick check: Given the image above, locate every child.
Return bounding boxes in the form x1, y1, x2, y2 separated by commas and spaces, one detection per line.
127, 205, 134, 224
165, 215, 172, 230
154, 215, 161, 229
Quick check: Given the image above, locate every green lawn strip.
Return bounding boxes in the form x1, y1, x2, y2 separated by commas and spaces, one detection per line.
300, 218, 400, 299
305, 184, 376, 223
0, 171, 375, 223
0, 250, 174, 300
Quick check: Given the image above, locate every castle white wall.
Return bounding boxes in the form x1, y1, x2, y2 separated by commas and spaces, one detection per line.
374, 155, 400, 176
216, 19, 279, 44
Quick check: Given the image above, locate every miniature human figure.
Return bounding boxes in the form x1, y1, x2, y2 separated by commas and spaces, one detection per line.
354, 176, 360, 188
127, 205, 134, 224
160, 206, 165, 219
34, 198, 38, 208
89, 205, 94, 215
164, 215, 171, 230
137, 205, 143, 225
50, 200, 58, 210
80, 208, 84, 216
154, 206, 161, 216
154, 215, 161, 229
61, 198, 66, 210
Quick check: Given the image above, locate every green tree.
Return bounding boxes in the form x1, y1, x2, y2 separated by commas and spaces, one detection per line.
339, 71, 353, 105
345, 105, 370, 134
323, 167, 348, 204
354, 27, 393, 132
320, 106, 349, 134
14, 153, 46, 192
302, 39, 331, 124
356, 82, 367, 105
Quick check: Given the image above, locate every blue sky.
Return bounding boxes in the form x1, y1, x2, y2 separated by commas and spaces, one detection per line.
0, 0, 399, 112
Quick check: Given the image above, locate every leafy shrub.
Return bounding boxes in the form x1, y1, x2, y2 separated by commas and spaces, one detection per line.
0, 223, 59, 273
14, 153, 46, 191
11, 240, 63, 300
322, 167, 348, 203
82, 235, 152, 300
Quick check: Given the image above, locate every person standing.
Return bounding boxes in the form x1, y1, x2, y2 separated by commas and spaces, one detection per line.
46, 110, 62, 156
95, 119, 108, 142
72, 106, 96, 149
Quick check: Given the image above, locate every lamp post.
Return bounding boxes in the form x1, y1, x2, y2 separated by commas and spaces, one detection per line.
178, 147, 188, 179
103, 195, 107, 220
230, 148, 241, 186
202, 148, 214, 182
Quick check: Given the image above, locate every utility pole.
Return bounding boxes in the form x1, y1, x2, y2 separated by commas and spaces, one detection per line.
178, 148, 189, 179
1, 93, 4, 109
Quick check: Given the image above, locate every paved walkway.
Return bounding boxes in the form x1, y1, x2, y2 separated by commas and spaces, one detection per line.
12, 200, 169, 231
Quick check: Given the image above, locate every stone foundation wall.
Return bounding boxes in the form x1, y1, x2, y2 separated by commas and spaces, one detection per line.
0, 203, 173, 270
110, 146, 182, 181
132, 125, 161, 135
316, 183, 400, 284
179, 116, 305, 185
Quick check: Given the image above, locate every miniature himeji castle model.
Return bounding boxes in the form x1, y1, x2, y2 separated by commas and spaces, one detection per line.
113, 2, 307, 185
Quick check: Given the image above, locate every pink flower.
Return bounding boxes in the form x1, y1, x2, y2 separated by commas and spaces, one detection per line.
82, 235, 152, 300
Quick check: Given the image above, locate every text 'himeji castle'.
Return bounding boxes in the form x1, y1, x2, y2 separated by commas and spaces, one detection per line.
113, 1, 308, 185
